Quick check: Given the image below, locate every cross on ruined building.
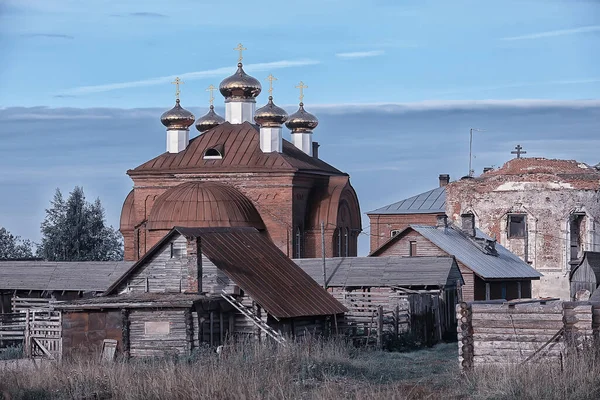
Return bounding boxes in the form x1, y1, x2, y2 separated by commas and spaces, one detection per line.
206, 84, 216, 106
171, 77, 183, 100
295, 81, 308, 103
266, 74, 277, 96
511, 144, 527, 159
234, 43, 247, 62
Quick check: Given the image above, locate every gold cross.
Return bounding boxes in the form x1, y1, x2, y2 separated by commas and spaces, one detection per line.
234, 43, 247, 62
206, 84, 216, 106
171, 77, 183, 100
295, 81, 308, 103
266, 74, 277, 96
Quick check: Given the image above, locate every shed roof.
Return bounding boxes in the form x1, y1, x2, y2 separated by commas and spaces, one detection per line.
293, 256, 463, 288
0, 261, 133, 292
107, 227, 347, 318
367, 186, 445, 215
371, 225, 542, 280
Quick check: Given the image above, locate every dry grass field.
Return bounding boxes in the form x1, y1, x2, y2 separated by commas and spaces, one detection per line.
1, 337, 599, 399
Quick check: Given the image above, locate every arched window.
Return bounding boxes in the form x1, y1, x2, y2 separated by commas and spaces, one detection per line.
203, 144, 224, 160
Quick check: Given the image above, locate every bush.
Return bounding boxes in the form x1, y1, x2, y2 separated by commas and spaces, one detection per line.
0, 344, 23, 360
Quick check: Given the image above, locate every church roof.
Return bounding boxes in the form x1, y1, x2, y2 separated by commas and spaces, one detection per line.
146, 181, 264, 231
367, 186, 446, 215
130, 121, 344, 176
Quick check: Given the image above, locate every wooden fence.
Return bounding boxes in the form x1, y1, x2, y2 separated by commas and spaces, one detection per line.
331, 290, 446, 347
457, 300, 600, 370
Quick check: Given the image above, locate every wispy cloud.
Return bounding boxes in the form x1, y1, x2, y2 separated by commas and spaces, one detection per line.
59, 59, 320, 95
433, 78, 600, 97
20, 33, 74, 39
501, 25, 600, 41
335, 50, 384, 59
110, 12, 169, 18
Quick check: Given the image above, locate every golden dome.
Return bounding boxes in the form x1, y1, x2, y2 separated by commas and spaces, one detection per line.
160, 99, 195, 130
285, 102, 318, 133
219, 63, 262, 100
254, 96, 288, 127
195, 105, 225, 133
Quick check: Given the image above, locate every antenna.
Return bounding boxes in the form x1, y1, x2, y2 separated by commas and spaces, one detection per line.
469, 128, 486, 177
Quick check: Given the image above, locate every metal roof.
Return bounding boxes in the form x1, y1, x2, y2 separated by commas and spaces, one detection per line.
294, 256, 463, 288
0, 261, 133, 292
367, 186, 446, 215
107, 227, 347, 318
409, 225, 542, 280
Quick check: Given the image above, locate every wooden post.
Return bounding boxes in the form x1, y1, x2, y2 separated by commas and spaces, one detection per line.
121, 309, 130, 359
457, 302, 473, 372
24, 309, 30, 358
394, 305, 400, 339
333, 313, 338, 335
184, 309, 193, 355
219, 311, 224, 345
228, 314, 235, 340
209, 311, 214, 347
377, 306, 384, 349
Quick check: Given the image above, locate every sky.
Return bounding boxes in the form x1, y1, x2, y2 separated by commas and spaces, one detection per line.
0, 0, 599, 256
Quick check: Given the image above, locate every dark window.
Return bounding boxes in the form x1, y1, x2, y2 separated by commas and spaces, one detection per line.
204, 148, 223, 159
390, 229, 401, 238
170, 242, 174, 258
409, 241, 417, 256
508, 214, 526, 238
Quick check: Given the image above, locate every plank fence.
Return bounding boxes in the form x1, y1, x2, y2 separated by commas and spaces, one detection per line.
457, 300, 600, 371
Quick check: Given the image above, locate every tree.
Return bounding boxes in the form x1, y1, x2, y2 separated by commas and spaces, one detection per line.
0, 227, 34, 259
37, 187, 123, 261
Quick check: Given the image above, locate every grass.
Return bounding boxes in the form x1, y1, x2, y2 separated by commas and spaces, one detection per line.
1, 338, 599, 399
0, 345, 23, 361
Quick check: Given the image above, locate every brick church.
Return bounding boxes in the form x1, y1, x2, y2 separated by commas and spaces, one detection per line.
120, 50, 361, 261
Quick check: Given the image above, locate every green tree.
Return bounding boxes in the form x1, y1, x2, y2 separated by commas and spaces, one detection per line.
37, 187, 123, 261
0, 227, 34, 259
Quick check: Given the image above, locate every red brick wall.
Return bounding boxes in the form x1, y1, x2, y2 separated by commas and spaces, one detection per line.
368, 213, 442, 253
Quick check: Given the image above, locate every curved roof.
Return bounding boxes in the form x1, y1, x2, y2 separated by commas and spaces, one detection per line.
146, 181, 264, 231
120, 190, 136, 231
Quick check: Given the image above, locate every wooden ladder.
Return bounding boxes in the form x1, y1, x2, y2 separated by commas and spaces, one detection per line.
220, 290, 286, 345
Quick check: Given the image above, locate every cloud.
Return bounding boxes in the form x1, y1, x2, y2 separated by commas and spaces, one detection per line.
58, 59, 320, 95
20, 33, 74, 39
433, 78, 600, 96
335, 50, 384, 59
110, 12, 169, 18
501, 25, 600, 41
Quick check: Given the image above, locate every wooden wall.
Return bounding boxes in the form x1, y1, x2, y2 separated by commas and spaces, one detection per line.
62, 310, 123, 358
129, 309, 190, 357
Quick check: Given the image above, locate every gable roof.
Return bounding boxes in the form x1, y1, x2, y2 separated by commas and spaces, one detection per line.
129, 122, 344, 176
367, 186, 445, 215
371, 225, 542, 280
106, 227, 347, 318
294, 256, 463, 288
0, 261, 133, 292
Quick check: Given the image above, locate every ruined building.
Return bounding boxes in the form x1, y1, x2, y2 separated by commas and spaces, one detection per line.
446, 158, 600, 299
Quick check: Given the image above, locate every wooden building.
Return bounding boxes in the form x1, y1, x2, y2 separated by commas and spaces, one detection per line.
56, 227, 346, 358
570, 251, 600, 300
294, 256, 464, 341
369, 217, 541, 302
0, 261, 131, 313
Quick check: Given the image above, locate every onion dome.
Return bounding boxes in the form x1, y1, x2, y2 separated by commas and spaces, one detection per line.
285, 102, 319, 133
219, 63, 262, 100
195, 105, 225, 133
160, 99, 195, 130
147, 181, 265, 231
254, 96, 288, 127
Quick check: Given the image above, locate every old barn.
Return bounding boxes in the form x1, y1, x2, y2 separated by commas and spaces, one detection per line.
56, 227, 346, 358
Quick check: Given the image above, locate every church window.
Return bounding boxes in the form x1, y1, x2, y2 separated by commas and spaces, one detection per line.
204, 145, 224, 159
508, 214, 526, 238
409, 241, 417, 256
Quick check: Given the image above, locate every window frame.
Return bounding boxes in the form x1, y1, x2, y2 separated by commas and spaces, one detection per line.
409, 241, 417, 257
507, 214, 527, 238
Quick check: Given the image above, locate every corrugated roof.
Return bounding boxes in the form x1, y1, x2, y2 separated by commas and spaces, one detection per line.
409, 225, 542, 280
106, 227, 347, 318
129, 122, 344, 176
293, 256, 463, 288
367, 186, 446, 215
0, 261, 133, 292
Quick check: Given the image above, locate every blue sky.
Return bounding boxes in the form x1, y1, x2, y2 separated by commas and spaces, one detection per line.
0, 0, 599, 255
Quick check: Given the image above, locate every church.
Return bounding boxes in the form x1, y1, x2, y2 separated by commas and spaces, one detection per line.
120, 45, 362, 262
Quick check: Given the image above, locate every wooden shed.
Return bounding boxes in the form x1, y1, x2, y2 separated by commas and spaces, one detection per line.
294, 256, 464, 341
56, 227, 347, 358
570, 252, 600, 300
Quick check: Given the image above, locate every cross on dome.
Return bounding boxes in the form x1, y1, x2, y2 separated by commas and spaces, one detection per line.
266, 74, 277, 96
295, 81, 308, 103
206, 84, 216, 106
234, 43, 247, 62
171, 77, 183, 100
